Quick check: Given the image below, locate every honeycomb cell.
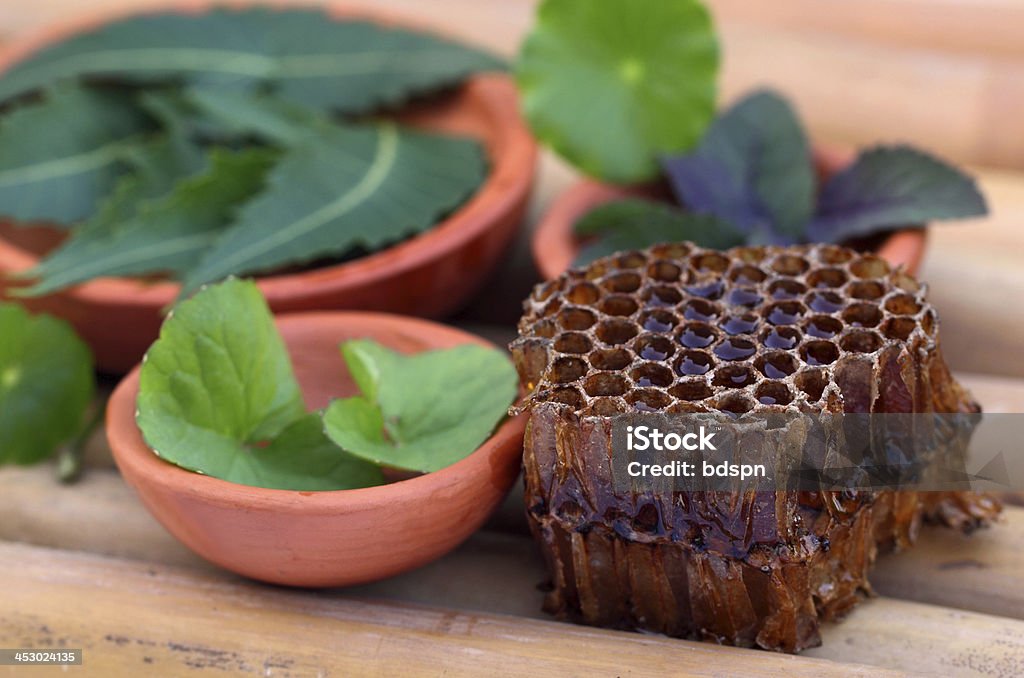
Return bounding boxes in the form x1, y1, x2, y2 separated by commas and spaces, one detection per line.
639, 309, 678, 333
768, 279, 808, 300
548, 387, 585, 408
532, 318, 558, 338
596, 318, 639, 345
885, 294, 923, 315
795, 369, 828, 401
715, 392, 756, 414
801, 340, 840, 366
600, 294, 640, 317
765, 301, 806, 325
634, 334, 676, 361
669, 380, 714, 401
627, 389, 674, 411
630, 364, 674, 388
850, 255, 890, 279
848, 281, 885, 300
760, 326, 801, 350
548, 356, 588, 383
685, 279, 725, 300
714, 337, 757, 361
601, 272, 642, 293
583, 373, 630, 397
722, 314, 760, 336
840, 330, 883, 354
817, 245, 854, 265
566, 282, 601, 305
729, 264, 768, 285
771, 254, 810, 275
754, 381, 793, 406
843, 303, 883, 328
804, 315, 843, 339
586, 397, 627, 416
643, 285, 684, 308
539, 298, 562, 317
691, 252, 730, 273
890, 270, 921, 293
589, 348, 633, 371
806, 291, 845, 314
755, 351, 799, 379
727, 287, 763, 307
678, 322, 718, 349
732, 246, 767, 264
712, 364, 757, 388
533, 279, 561, 302
807, 268, 848, 289
650, 242, 692, 260
558, 307, 597, 331
553, 332, 593, 355
615, 251, 648, 269
675, 351, 715, 376
648, 260, 683, 282
882, 316, 917, 341
682, 299, 722, 322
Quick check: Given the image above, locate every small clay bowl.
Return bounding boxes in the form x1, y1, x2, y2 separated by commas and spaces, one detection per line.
532, 144, 926, 280
107, 312, 526, 588
0, 2, 538, 373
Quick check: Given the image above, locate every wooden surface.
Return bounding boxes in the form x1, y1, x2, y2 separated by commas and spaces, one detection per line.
2, 0, 1024, 675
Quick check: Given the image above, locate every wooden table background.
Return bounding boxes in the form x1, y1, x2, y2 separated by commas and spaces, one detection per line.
2, 1, 1024, 676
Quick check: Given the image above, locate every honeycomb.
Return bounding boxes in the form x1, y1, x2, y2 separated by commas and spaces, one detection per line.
511, 242, 1001, 653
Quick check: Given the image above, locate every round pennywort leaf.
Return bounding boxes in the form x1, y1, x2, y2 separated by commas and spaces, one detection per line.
516, 0, 719, 183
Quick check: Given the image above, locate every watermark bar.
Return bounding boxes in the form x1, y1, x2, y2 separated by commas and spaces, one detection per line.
0, 649, 83, 665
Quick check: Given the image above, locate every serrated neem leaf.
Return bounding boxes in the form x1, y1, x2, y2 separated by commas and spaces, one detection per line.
516, 0, 718, 183
0, 85, 151, 224
25, 130, 207, 284
0, 8, 502, 113
661, 90, 814, 241
179, 122, 486, 297
572, 198, 745, 266
808, 145, 988, 243
22, 147, 275, 296
323, 339, 517, 473
0, 303, 94, 465
186, 88, 323, 146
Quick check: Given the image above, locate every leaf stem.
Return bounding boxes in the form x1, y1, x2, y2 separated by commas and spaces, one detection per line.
57, 400, 107, 484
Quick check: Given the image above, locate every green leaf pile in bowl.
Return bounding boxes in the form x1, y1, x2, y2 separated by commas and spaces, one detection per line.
0, 7, 503, 298
136, 279, 518, 491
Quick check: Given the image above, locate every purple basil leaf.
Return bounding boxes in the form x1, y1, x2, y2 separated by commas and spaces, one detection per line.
661, 89, 814, 240
809, 145, 987, 243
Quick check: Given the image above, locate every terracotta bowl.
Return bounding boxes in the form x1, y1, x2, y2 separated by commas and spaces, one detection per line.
532, 145, 927, 280
0, 2, 538, 374
107, 312, 527, 588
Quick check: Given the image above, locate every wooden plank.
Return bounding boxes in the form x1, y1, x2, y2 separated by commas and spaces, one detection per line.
810, 598, 1024, 677
0, 541, 898, 678
872, 507, 1024, 621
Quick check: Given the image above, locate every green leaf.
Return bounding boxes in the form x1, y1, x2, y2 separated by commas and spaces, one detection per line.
323, 339, 517, 473
185, 88, 323, 146
137, 279, 380, 491
0, 8, 503, 113
572, 198, 745, 266
661, 90, 814, 241
516, 0, 718, 183
0, 85, 151, 224
0, 303, 95, 465
21, 147, 276, 296
808, 145, 988, 242
179, 122, 486, 297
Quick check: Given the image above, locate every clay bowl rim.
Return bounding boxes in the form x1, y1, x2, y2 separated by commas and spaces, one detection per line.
107, 311, 528, 515
531, 144, 927, 281
0, 0, 537, 308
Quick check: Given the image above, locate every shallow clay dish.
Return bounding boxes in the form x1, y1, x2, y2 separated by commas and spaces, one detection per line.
532, 145, 926, 281
108, 312, 526, 588
0, 2, 537, 373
